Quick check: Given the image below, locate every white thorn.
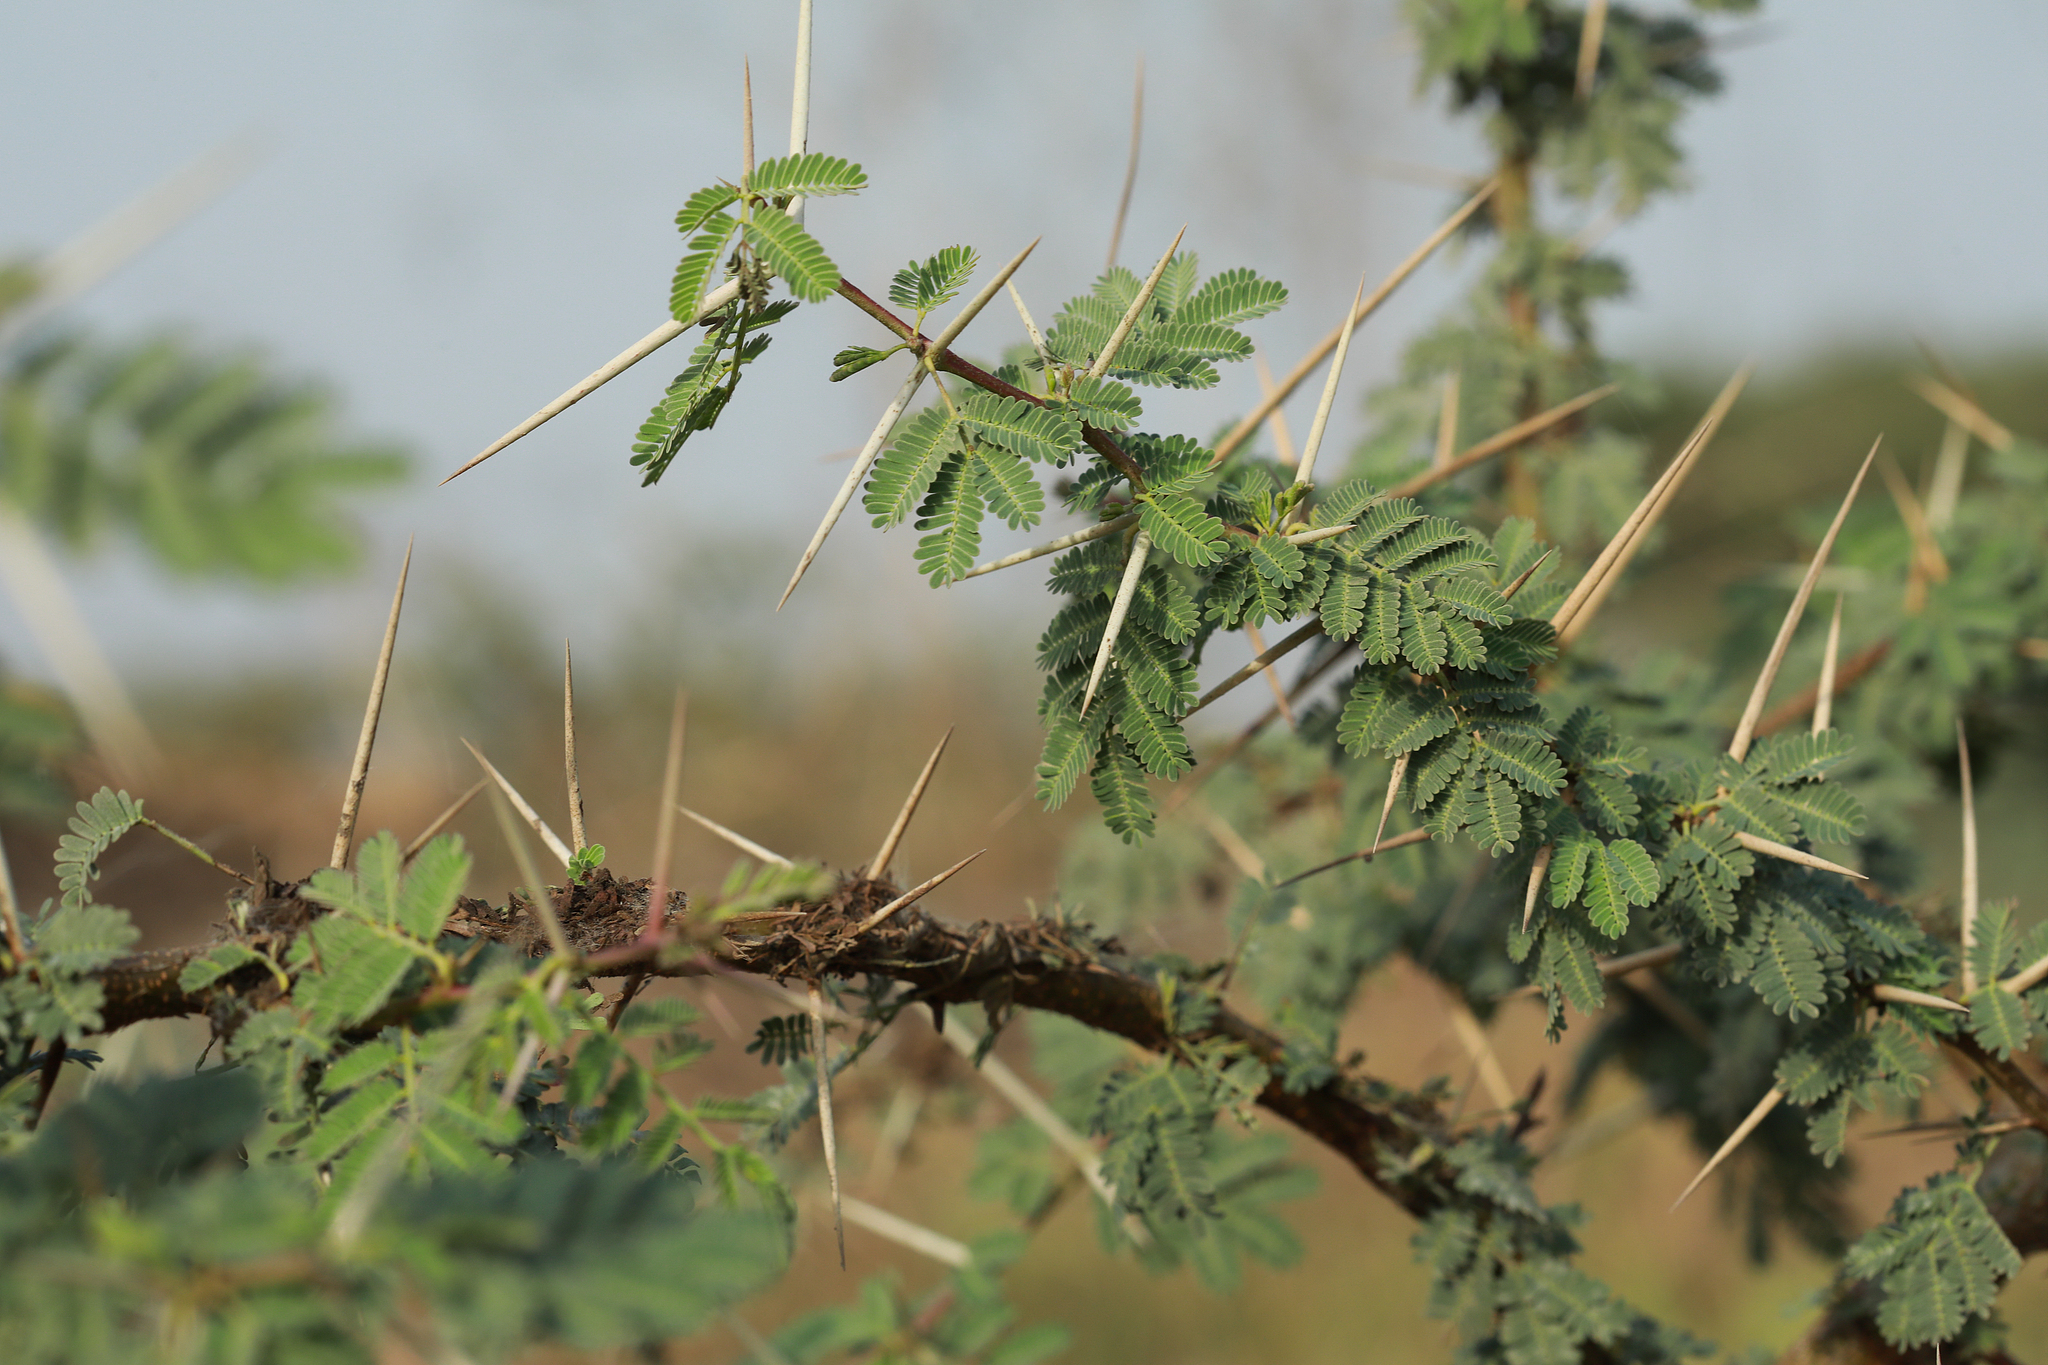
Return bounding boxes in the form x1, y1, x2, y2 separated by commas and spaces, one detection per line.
855, 849, 985, 935
1731, 829, 1865, 880
1727, 438, 1879, 762
332, 538, 412, 869
1080, 530, 1152, 715
1293, 274, 1367, 489
1087, 226, 1185, 382
462, 739, 573, 868
677, 804, 794, 868
1671, 1086, 1784, 1211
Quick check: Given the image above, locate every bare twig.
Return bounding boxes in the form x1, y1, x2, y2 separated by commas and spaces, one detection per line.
840, 1196, 969, 1268
741, 60, 756, 185
332, 539, 412, 870
1273, 827, 1433, 889
1871, 983, 1968, 1015
1726, 438, 1880, 763
1671, 1086, 1784, 1211
1255, 352, 1300, 467
1925, 418, 1969, 532
781, 363, 928, 608
958, 511, 1138, 581
1433, 368, 1461, 471
866, 728, 953, 878
0, 829, 23, 962
1522, 844, 1553, 934
1213, 179, 1498, 464
1387, 384, 1619, 499
1105, 58, 1144, 270
1008, 282, 1052, 374
0, 131, 266, 350
1241, 623, 1297, 729
0, 501, 163, 786
1906, 373, 2013, 452
1373, 754, 1410, 856
1185, 620, 1321, 718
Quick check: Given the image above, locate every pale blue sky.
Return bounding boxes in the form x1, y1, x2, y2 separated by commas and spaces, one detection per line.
2, 0, 2044, 697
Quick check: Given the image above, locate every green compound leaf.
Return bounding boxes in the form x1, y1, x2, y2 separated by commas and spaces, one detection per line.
1174, 267, 1288, 326
1114, 686, 1193, 779
741, 205, 841, 303
1548, 822, 1599, 909
1429, 572, 1515, 626
1844, 1174, 2022, 1349
1317, 569, 1371, 642
1091, 737, 1156, 843
1750, 914, 1828, 1020
674, 184, 740, 238
177, 942, 263, 993
1410, 733, 1472, 810
960, 392, 1082, 464
911, 452, 985, 585
1036, 704, 1111, 810
1750, 727, 1856, 782
1060, 376, 1143, 430
1967, 985, 2034, 1060
1476, 735, 1566, 795
1374, 693, 1459, 756
54, 787, 144, 911
1137, 491, 1228, 567
1768, 779, 1866, 844
889, 244, 977, 312
1360, 577, 1402, 663
1397, 583, 1448, 674
1248, 533, 1307, 587
1471, 773, 1523, 856
975, 447, 1046, 530
669, 213, 736, 321
33, 901, 140, 976
864, 405, 958, 528
748, 152, 867, 198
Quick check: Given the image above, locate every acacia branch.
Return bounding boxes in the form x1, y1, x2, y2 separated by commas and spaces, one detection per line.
833, 279, 1148, 490
45, 867, 2046, 1364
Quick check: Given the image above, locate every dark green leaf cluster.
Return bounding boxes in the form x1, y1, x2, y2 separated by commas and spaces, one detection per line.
1842, 1172, 2023, 1348
1414, 1127, 1711, 1365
